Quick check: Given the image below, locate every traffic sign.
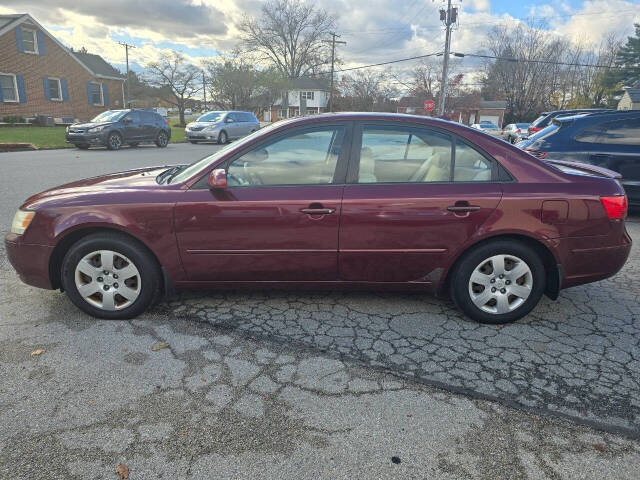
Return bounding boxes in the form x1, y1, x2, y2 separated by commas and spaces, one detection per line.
424, 99, 435, 112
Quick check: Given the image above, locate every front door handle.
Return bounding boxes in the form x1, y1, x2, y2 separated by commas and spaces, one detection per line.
447, 205, 481, 212
301, 207, 335, 215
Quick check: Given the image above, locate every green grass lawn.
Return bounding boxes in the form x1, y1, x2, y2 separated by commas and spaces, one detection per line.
0, 125, 185, 148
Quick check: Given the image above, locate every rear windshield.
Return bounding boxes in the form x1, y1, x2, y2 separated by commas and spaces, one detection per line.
529, 124, 559, 142
530, 115, 547, 127
516, 123, 529, 128
482, 124, 498, 129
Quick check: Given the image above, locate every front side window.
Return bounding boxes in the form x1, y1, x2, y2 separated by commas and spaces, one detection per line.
358, 127, 452, 183
454, 140, 493, 182
21, 29, 38, 54
48, 78, 61, 100
0, 74, 18, 102
89, 82, 103, 105
228, 127, 345, 186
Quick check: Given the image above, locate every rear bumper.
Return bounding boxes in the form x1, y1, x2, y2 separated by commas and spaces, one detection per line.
556, 227, 632, 288
4, 233, 54, 289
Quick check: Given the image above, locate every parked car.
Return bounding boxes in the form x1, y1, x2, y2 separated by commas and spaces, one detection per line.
502, 123, 530, 144
517, 110, 640, 206
528, 109, 614, 136
65, 109, 171, 150
185, 111, 260, 144
184, 109, 192, 115
470, 122, 502, 137
6, 113, 631, 324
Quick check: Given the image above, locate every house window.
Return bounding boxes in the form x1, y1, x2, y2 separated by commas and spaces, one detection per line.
0, 74, 18, 102
89, 82, 103, 106
21, 28, 38, 54
48, 77, 62, 101
278, 109, 288, 119
301, 91, 314, 100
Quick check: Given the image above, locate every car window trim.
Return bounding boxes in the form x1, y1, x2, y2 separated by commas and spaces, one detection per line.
190, 121, 354, 189
346, 120, 506, 185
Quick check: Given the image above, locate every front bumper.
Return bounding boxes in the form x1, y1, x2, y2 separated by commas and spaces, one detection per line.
65, 132, 107, 146
4, 232, 54, 289
186, 130, 219, 141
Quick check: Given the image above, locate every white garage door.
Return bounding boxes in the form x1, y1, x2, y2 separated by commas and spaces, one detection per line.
479, 115, 499, 125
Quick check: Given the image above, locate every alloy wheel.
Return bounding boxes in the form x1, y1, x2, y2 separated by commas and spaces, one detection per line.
157, 132, 168, 147
74, 250, 141, 311
108, 134, 122, 150
468, 254, 533, 314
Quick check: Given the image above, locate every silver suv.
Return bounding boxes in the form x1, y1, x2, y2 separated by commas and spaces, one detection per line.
185, 111, 260, 144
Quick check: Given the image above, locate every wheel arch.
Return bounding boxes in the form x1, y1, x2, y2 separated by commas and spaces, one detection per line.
440, 233, 561, 300
49, 226, 167, 293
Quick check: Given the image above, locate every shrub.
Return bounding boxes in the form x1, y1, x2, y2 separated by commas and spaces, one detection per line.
2, 115, 25, 124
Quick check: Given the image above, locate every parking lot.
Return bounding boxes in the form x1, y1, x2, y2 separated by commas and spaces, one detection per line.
1, 144, 639, 479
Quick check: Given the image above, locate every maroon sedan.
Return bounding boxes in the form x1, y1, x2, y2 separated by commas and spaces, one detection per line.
5, 114, 631, 324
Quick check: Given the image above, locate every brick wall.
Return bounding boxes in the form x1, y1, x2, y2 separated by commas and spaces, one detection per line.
0, 23, 124, 121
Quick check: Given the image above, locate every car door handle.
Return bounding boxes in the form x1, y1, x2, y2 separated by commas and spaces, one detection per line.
447, 205, 481, 212
301, 207, 335, 215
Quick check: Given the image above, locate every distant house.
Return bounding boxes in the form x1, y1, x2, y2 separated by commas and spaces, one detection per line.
0, 13, 125, 122
260, 78, 330, 122
397, 96, 434, 115
618, 88, 640, 110
397, 96, 507, 127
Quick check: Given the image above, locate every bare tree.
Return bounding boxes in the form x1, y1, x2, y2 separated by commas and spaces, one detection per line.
204, 52, 260, 110
146, 51, 201, 125
337, 70, 397, 112
238, 0, 336, 78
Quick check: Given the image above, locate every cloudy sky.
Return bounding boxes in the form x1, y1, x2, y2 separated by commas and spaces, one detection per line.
2, 0, 639, 85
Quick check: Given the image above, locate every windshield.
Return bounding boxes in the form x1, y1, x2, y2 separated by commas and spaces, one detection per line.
90, 110, 128, 122
196, 112, 225, 123
169, 125, 275, 184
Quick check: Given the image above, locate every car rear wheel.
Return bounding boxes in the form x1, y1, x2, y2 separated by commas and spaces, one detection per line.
61, 233, 161, 320
450, 240, 545, 324
218, 131, 228, 144
155, 131, 169, 148
106, 132, 122, 150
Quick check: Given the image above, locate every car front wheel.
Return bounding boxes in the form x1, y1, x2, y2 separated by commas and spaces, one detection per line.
61, 233, 161, 319
450, 240, 545, 324
218, 131, 228, 144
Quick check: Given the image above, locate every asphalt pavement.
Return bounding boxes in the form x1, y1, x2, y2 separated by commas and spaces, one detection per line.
1, 144, 639, 479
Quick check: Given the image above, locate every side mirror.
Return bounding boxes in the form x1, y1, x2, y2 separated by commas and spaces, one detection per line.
208, 169, 227, 189
123, 117, 133, 124
225, 117, 233, 123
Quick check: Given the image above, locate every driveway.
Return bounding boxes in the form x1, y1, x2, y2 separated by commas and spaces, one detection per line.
1, 144, 639, 479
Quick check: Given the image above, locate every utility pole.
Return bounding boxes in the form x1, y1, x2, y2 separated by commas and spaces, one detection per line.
438, 0, 457, 116
119, 42, 136, 108
202, 70, 207, 111
324, 33, 346, 112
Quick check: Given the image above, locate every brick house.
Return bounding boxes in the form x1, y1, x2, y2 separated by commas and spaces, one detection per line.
0, 13, 125, 122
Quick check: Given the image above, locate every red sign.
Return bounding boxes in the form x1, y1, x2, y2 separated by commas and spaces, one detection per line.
424, 99, 435, 112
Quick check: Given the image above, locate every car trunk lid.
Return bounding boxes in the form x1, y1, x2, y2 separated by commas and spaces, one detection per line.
544, 159, 622, 179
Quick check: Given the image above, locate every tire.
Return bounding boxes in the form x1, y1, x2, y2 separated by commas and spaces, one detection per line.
155, 130, 169, 148
60, 232, 162, 320
76, 144, 90, 150
189, 140, 199, 144
128, 142, 139, 148
106, 132, 122, 150
450, 240, 545, 324
217, 131, 228, 144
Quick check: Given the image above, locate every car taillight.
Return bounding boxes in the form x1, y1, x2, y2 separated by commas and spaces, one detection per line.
524, 147, 547, 158
165, 118, 170, 126
600, 195, 627, 219
529, 127, 542, 133
516, 129, 521, 133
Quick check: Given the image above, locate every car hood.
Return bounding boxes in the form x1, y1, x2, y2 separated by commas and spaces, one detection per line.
70, 122, 115, 129
22, 166, 181, 210
187, 121, 220, 129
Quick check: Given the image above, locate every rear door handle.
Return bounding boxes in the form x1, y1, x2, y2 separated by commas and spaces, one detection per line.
301, 208, 335, 215
447, 205, 481, 212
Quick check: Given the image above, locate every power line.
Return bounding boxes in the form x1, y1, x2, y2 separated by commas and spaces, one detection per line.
451, 52, 621, 69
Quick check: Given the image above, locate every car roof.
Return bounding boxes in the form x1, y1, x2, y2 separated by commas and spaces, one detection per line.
555, 110, 640, 124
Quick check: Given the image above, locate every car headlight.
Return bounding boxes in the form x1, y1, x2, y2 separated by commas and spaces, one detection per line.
11, 209, 35, 235
88, 126, 105, 133
204, 125, 219, 131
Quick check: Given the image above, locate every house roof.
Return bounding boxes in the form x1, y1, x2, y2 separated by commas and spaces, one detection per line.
478, 100, 507, 109
72, 51, 124, 79
0, 13, 124, 81
623, 88, 640, 103
289, 77, 330, 91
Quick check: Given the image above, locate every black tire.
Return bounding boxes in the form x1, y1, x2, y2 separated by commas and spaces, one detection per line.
128, 142, 139, 148
218, 131, 228, 144
60, 232, 162, 320
189, 140, 199, 144
106, 132, 122, 150
76, 144, 90, 150
450, 240, 546, 324
155, 130, 169, 148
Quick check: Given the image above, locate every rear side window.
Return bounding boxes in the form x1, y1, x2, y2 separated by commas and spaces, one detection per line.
576, 118, 640, 145
454, 141, 492, 182
141, 112, 156, 123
